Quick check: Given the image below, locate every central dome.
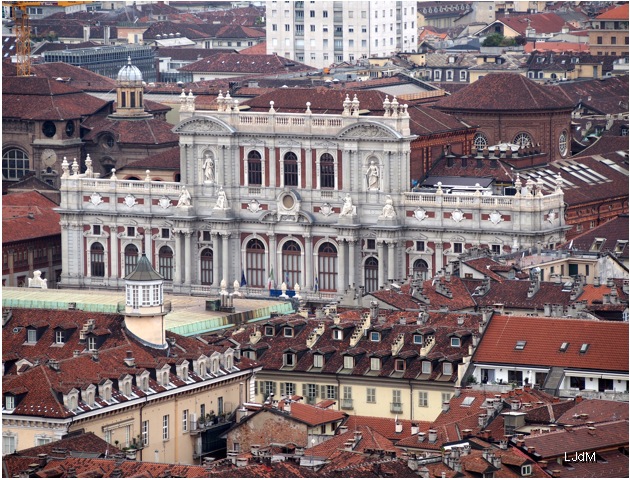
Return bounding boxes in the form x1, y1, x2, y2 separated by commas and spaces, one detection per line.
117, 56, 143, 83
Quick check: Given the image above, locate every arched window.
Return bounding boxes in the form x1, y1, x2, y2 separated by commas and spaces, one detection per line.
282, 241, 301, 287
158, 246, 173, 280
90, 242, 105, 277
513, 132, 533, 148
559, 131, 568, 157
364, 257, 378, 293
284, 152, 298, 187
200, 248, 213, 285
124, 244, 139, 276
320, 153, 335, 189
473, 133, 488, 150
2, 148, 30, 180
318, 242, 337, 291
245, 239, 265, 287
248, 150, 262, 185
413, 259, 429, 280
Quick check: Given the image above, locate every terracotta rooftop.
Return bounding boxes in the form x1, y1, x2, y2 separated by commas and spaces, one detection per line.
596, 2, 629, 19
178, 53, 316, 75
554, 74, 629, 115
344, 415, 430, 443
540, 450, 628, 478
2, 76, 111, 120
434, 73, 574, 112
239, 41, 267, 55
462, 278, 574, 310
279, 401, 346, 427
497, 12, 574, 35
122, 146, 180, 171
555, 398, 629, 426
156, 47, 229, 61
304, 424, 403, 459
472, 315, 629, 372
2, 191, 61, 244
520, 420, 629, 458
560, 214, 629, 258
81, 115, 179, 146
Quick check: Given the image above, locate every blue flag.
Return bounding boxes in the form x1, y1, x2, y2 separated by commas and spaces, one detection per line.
240, 269, 247, 287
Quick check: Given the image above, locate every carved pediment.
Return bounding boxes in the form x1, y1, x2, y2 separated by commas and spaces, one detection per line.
337, 122, 400, 140
173, 116, 234, 135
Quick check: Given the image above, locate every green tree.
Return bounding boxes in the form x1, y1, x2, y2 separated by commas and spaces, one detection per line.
482, 33, 504, 47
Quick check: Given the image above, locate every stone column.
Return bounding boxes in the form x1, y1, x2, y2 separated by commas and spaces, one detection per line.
211, 233, 220, 288
143, 225, 152, 258
174, 231, 182, 284
435, 242, 444, 275
305, 148, 312, 189
377, 241, 385, 289
60, 222, 69, 283
27, 247, 34, 277
387, 241, 396, 282
268, 147, 276, 188
343, 150, 352, 191
348, 239, 357, 290
304, 233, 313, 290
338, 239, 346, 292
184, 231, 193, 285
222, 233, 230, 284
7, 249, 15, 286
110, 226, 119, 279
268, 233, 277, 286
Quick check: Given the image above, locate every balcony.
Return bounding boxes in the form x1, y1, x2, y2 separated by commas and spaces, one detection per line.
390, 402, 403, 413
340, 398, 354, 410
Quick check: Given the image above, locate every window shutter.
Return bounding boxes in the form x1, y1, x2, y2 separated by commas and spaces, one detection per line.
280, 382, 286, 396
302, 383, 307, 397
321, 385, 326, 398
254, 380, 258, 395
273, 382, 278, 396
333, 386, 338, 399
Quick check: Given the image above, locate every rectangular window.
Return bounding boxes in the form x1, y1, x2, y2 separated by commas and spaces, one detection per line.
5, 396, 15, 410
343, 386, 352, 399
285, 24, 290, 31
182, 409, 188, 432
55, 330, 65, 344
395, 359, 405, 372
370, 357, 381, 371
27, 329, 37, 343
453, 243, 463, 253
392, 390, 401, 404
491, 244, 501, 254
127, 226, 135, 237
422, 361, 432, 374
450, 337, 461, 347
416, 241, 425, 251
272, 24, 277, 31
313, 354, 323, 368
611, 36, 617, 45
597, 36, 603, 44
310, 10, 315, 17
281, 382, 296, 396
343, 356, 354, 369
93, 225, 101, 235
310, 25, 316, 32
442, 392, 451, 404
161, 228, 170, 239
323, 10, 328, 17
413, 334, 423, 344
325, 385, 338, 399
418, 391, 428, 407
366, 387, 376, 403
263, 381, 275, 397
142, 420, 149, 445
162, 415, 169, 440
443, 363, 453, 375
3, 435, 17, 455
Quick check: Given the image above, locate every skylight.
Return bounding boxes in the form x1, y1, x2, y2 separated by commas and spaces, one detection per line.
559, 342, 569, 352
515, 341, 527, 350
461, 396, 475, 407
579, 343, 589, 354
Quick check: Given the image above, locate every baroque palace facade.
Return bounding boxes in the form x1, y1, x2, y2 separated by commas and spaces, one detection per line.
58, 89, 568, 297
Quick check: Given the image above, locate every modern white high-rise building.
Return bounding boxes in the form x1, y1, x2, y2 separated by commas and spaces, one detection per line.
266, 0, 418, 68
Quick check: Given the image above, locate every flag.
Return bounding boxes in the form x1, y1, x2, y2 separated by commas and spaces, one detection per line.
240, 269, 247, 287
267, 267, 275, 290
568, 239, 574, 250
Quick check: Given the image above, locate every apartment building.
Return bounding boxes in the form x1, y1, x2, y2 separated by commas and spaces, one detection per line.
266, 1, 418, 68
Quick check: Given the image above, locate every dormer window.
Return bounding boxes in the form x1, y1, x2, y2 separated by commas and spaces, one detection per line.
55, 330, 65, 345
515, 340, 527, 350
83, 385, 96, 407
243, 350, 257, 360
413, 334, 423, 345
87, 336, 96, 351
590, 238, 605, 252
443, 363, 453, 376
559, 342, 569, 352
450, 337, 461, 347
333, 329, 343, 340
211, 357, 219, 374
264, 326, 275, 336
521, 465, 532, 476
579, 343, 589, 354
137, 371, 150, 392
313, 353, 324, 368
370, 357, 381, 371
120, 376, 132, 397
64, 389, 79, 411
283, 353, 296, 367
284, 327, 293, 337
615, 241, 627, 253
370, 331, 380, 342
422, 361, 432, 374
343, 355, 354, 369
395, 359, 405, 372
99, 380, 113, 403
27, 328, 37, 344
5, 395, 15, 410
224, 353, 233, 370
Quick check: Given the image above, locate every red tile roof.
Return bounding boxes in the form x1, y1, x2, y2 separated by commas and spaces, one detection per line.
304, 425, 403, 459
555, 399, 629, 426
462, 278, 576, 310
31, 62, 117, 92
521, 420, 629, 458
178, 53, 316, 75
122, 146, 180, 171
2, 191, 61, 244
282, 402, 346, 427
2, 76, 111, 120
497, 12, 573, 35
540, 450, 628, 478
434, 73, 574, 112
596, 3, 629, 19
344, 415, 430, 443
81, 116, 179, 146
239, 41, 267, 55
472, 315, 629, 372
554, 74, 629, 115
560, 215, 629, 258
525, 42, 590, 53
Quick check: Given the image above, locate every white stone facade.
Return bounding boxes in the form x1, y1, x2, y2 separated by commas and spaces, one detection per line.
266, 0, 418, 68
58, 92, 567, 298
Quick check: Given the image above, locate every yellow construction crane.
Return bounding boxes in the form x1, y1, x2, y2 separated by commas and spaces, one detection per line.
3, 1, 89, 76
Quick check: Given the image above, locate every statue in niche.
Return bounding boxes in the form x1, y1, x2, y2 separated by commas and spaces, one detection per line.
28, 270, 48, 289
177, 186, 191, 207
214, 187, 229, 210
381, 195, 396, 218
366, 160, 380, 190
202, 152, 215, 183
340, 193, 355, 216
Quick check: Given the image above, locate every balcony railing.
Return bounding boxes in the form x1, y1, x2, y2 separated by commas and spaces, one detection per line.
390, 402, 403, 413
340, 398, 354, 410
117, 300, 172, 315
